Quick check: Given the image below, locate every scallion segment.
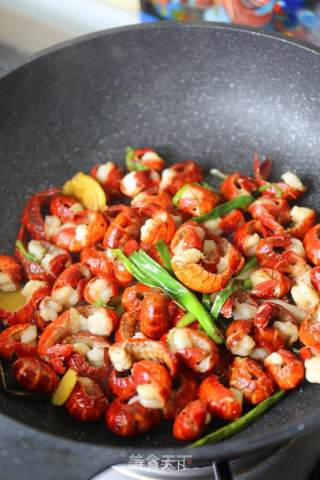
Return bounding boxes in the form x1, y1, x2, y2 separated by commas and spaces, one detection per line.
211, 281, 238, 320
201, 181, 217, 192
202, 294, 211, 311
15, 240, 37, 262
188, 390, 285, 448
243, 278, 253, 290
115, 304, 124, 316
125, 146, 147, 171
210, 257, 257, 320
112, 249, 156, 288
238, 256, 258, 275
210, 168, 227, 180
114, 249, 223, 343
192, 195, 254, 223
258, 183, 283, 198
131, 250, 224, 343
177, 312, 196, 328
172, 184, 192, 207
93, 299, 106, 307
155, 240, 173, 273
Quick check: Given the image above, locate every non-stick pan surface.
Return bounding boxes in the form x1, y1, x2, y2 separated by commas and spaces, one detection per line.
1, 23, 320, 474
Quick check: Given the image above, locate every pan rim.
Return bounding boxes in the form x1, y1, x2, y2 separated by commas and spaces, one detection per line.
1, 21, 320, 461
1, 20, 320, 81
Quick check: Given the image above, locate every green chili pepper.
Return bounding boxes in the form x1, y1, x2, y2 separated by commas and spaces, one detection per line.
15, 240, 37, 262
177, 312, 196, 328
155, 240, 173, 273
127, 250, 223, 344
192, 195, 254, 223
188, 390, 285, 448
125, 146, 147, 171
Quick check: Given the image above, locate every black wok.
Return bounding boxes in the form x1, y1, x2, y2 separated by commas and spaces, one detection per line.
1, 22, 320, 480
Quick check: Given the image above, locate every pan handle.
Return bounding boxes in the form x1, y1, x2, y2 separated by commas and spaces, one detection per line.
212, 461, 233, 480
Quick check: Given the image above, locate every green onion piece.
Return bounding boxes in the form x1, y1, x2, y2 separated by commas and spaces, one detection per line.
173, 182, 218, 208
177, 312, 196, 328
125, 146, 135, 170
93, 299, 106, 307
274, 185, 284, 198
113, 249, 184, 310
210, 168, 227, 180
210, 257, 257, 319
192, 195, 254, 223
93, 300, 116, 311
211, 281, 237, 320
155, 240, 173, 273
202, 294, 211, 311
291, 346, 300, 355
172, 184, 192, 207
132, 163, 148, 171
188, 390, 285, 448
258, 183, 283, 198
201, 181, 217, 192
129, 250, 224, 344
125, 146, 147, 171
258, 183, 270, 192
15, 240, 37, 262
237, 256, 258, 276
243, 278, 253, 290
115, 304, 124, 316
112, 249, 156, 287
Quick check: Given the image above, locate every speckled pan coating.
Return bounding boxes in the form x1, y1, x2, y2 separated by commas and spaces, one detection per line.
0, 22, 320, 475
